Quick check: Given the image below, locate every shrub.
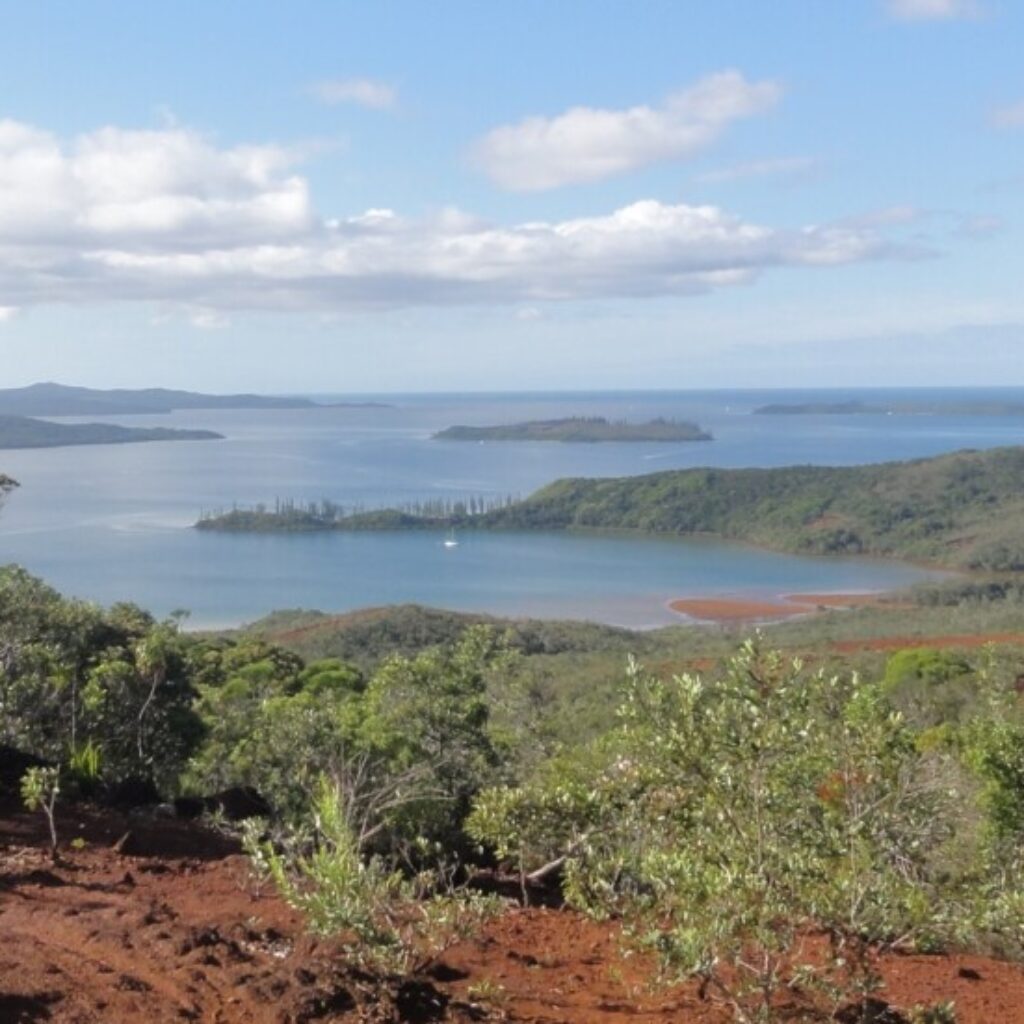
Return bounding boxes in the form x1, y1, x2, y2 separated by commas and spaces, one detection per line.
21, 765, 61, 860
471, 641, 983, 1023
244, 778, 498, 977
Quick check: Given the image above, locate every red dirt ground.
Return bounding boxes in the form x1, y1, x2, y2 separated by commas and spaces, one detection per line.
3, 800, 1024, 1023
667, 593, 901, 624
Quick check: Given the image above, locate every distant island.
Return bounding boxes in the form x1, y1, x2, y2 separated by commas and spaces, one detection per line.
0, 382, 390, 416
754, 400, 1024, 416
197, 445, 1024, 572
433, 416, 712, 443
0, 414, 222, 450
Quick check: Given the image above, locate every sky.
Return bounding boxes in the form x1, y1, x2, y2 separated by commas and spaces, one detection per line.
0, 0, 1022, 393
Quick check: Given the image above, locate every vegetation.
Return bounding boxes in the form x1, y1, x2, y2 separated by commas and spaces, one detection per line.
244, 779, 499, 977
196, 445, 1024, 571
233, 589, 1024, 750
475, 444, 1024, 571
433, 416, 712, 442
6, 558, 1024, 1018
196, 494, 517, 532
0, 414, 222, 449
21, 765, 61, 860
755, 400, 1024, 416
469, 639, 1024, 1021
0, 567, 203, 792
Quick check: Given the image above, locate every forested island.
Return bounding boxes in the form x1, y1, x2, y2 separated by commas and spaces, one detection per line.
197, 445, 1024, 571
0, 414, 222, 449
755, 400, 1024, 416
433, 416, 711, 442
0, 381, 387, 416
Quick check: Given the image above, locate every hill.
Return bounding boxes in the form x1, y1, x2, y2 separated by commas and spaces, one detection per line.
477, 445, 1024, 570
239, 603, 647, 666
433, 416, 711, 442
0, 382, 318, 416
0, 414, 222, 449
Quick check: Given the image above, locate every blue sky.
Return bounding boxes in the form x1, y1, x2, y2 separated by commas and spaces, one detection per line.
0, 0, 1022, 392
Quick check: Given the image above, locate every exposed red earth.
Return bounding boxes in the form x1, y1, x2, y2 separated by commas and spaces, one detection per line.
4, 799, 1024, 1023
668, 593, 900, 623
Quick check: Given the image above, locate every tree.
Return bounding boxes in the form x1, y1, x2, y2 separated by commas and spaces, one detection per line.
187, 626, 515, 861
0, 567, 201, 791
360, 625, 513, 853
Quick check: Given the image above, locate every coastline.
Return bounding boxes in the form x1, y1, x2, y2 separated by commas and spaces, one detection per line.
668, 591, 901, 623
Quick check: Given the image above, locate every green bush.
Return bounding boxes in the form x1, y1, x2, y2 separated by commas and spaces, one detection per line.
244, 778, 498, 977
471, 641, 990, 1023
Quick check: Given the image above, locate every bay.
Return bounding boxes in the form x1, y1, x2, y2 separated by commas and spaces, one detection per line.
2, 386, 1020, 627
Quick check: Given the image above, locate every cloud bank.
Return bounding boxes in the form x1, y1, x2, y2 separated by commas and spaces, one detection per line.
0, 117, 905, 316
471, 71, 781, 191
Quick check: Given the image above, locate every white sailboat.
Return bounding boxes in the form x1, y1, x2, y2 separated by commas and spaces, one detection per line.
443, 529, 459, 548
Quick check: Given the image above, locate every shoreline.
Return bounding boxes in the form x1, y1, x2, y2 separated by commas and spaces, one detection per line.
668, 591, 901, 624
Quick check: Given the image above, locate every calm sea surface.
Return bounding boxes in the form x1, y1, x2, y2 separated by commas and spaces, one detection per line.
2, 387, 1021, 628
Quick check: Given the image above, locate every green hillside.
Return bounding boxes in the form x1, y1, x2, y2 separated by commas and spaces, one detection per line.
196, 445, 1024, 572
482, 445, 1024, 570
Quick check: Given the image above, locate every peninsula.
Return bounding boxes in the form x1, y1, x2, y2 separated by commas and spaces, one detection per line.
433, 416, 711, 442
196, 445, 1024, 572
0, 382, 371, 416
0, 414, 222, 449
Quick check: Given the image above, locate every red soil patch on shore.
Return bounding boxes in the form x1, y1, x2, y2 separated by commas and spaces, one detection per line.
669, 597, 803, 622
4, 799, 1024, 1022
669, 592, 897, 623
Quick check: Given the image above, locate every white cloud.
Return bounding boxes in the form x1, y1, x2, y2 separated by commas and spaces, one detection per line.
309, 78, 397, 110
885, 0, 981, 20
0, 117, 908, 316
470, 71, 782, 191
0, 119, 312, 246
991, 99, 1024, 129
695, 156, 821, 185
